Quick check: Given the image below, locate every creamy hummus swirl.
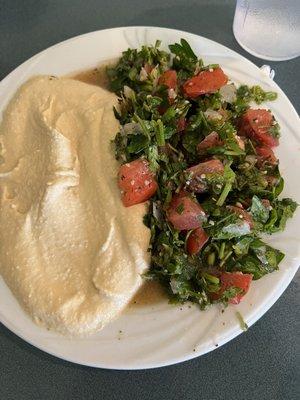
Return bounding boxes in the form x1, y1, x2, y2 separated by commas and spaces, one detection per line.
0, 76, 149, 336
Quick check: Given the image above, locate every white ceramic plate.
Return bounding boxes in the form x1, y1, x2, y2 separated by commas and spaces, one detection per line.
0, 26, 299, 370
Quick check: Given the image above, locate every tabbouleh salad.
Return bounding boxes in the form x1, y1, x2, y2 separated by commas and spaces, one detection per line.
107, 39, 297, 308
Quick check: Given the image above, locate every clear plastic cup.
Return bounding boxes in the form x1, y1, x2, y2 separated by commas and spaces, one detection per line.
233, 0, 300, 61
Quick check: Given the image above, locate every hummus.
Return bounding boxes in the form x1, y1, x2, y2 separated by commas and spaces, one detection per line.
0, 76, 150, 336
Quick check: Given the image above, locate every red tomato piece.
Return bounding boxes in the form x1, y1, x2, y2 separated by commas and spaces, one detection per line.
118, 159, 158, 207
166, 191, 206, 231
183, 68, 228, 98
187, 159, 224, 193
256, 146, 278, 165
256, 131, 278, 147
158, 70, 177, 90
238, 109, 278, 147
211, 272, 253, 304
197, 132, 222, 153
187, 227, 209, 255
197, 132, 244, 153
188, 159, 224, 176
227, 205, 254, 229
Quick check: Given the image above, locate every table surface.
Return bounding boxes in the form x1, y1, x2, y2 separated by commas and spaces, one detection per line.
0, 1, 299, 399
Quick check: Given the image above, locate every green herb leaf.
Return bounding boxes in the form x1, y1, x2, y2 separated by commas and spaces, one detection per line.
250, 195, 270, 223
127, 134, 150, 154
233, 236, 254, 256
169, 38, 198, 74
264, 198, 298, 233
229, 239, 284, 279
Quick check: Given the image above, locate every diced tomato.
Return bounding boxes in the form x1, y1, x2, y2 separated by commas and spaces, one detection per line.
227, 205, 254, 229
188, 159, 224, 176
256, 130, 278, 147
183, 68, 228, 98
256, 146, 278, 165
210, 272, 252, 304
166, 191, 206, 231
186, 227, 209, 255
158, 70, 177, 90
187, 159, 224, 193
118, 159, 157, 207
177, 117, 187, 132
197, 132, 222, 153
238, 109, 279, 147
197, 132, 244, 154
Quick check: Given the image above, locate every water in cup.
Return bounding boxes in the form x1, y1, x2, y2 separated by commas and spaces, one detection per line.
233, 0, 300, 61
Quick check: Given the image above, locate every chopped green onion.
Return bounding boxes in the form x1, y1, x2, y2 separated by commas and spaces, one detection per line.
208, 252, 216, 266
216, 182, 232, 206
156, 119, 165, 146
219, 242, 226, 259
220, 250, 233, 267
203, 273, 220, 285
